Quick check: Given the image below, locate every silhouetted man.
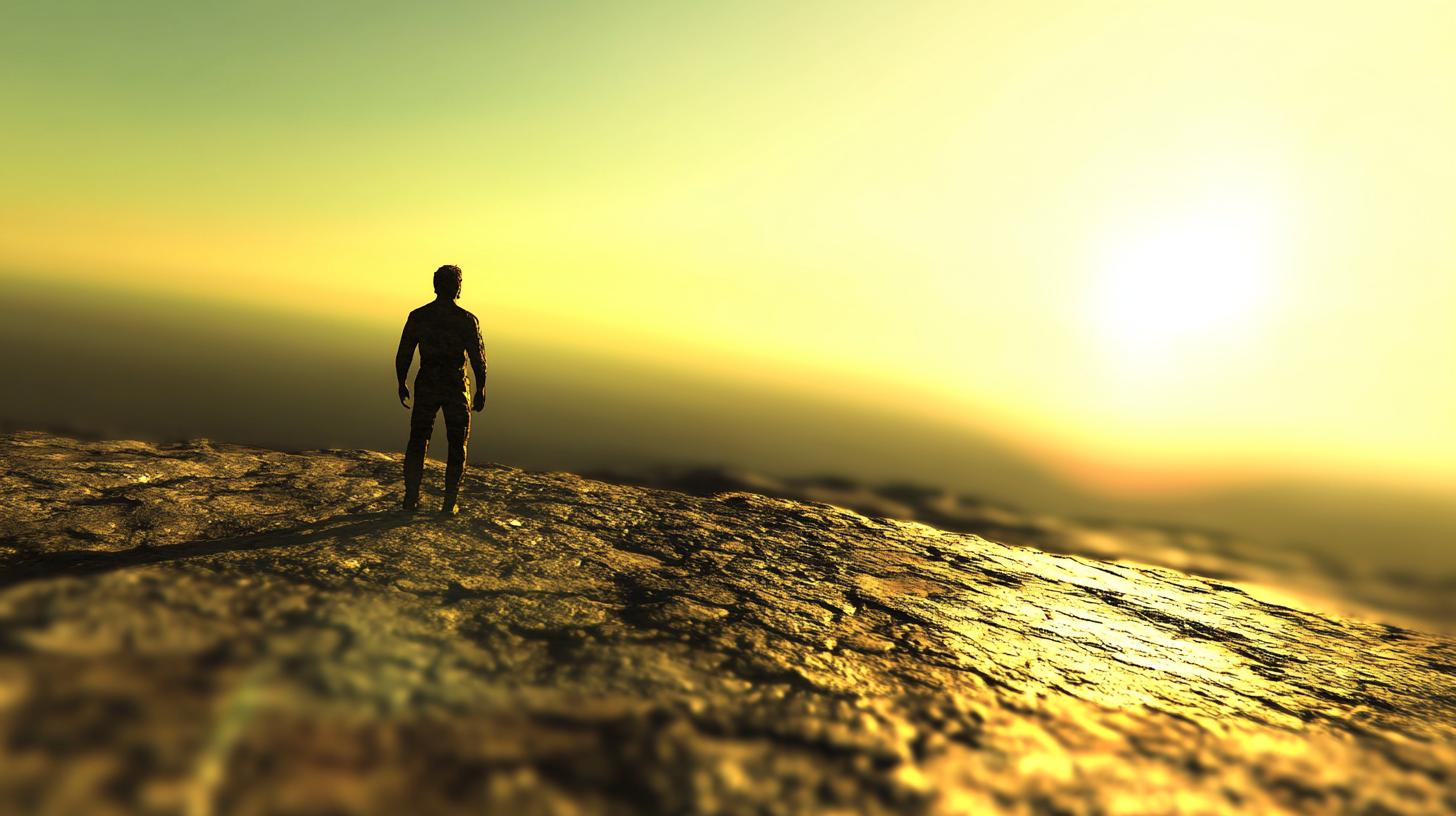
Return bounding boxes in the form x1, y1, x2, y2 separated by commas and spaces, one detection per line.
395, 265, 487, 515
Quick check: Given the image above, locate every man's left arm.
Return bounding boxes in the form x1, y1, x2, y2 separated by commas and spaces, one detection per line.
395, 315, 417, 408
468, 315, 488, 412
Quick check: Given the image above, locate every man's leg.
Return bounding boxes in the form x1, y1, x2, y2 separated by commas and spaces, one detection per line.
440, 393, 471, 514
402, 397, 438, 511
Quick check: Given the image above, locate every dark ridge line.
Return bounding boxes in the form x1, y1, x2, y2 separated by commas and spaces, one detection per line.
0, 510, 413, 590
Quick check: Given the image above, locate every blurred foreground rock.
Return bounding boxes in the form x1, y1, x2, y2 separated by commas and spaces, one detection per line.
1, 432, 1453, 815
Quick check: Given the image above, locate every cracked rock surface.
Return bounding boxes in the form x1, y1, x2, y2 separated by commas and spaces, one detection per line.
591, 466, 1456, 635
1, 431, 1453, 815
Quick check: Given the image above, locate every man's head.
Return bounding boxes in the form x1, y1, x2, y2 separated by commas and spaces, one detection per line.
433, 265, 462, 300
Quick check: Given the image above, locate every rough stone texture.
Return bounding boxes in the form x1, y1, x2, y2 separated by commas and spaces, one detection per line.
0, 431, 1453, 815
591, 466, 1456, 635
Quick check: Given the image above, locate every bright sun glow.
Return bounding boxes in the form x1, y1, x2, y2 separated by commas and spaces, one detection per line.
4, 2, 1456, 494
1089, 192, 1284, 369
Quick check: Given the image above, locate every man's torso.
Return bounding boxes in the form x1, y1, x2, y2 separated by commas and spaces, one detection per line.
408, 301, 478, 387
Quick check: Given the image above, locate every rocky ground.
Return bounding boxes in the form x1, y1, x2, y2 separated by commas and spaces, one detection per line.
589, 466, 1456, 636
1, 431, 1453, 815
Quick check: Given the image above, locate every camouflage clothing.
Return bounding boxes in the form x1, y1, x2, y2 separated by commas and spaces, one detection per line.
395, 300, 487, 510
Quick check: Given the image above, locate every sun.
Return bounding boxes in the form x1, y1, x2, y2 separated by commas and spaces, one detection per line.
1088, 193, 1284, 368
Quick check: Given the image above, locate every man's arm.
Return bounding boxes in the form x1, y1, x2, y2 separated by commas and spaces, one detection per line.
468, 315, 487, 411
395, 315, 417, 407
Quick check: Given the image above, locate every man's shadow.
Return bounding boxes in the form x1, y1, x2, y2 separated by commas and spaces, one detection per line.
0, 511, 416, 590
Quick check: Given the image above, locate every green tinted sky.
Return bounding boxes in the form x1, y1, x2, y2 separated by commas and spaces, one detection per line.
4, 1, 1456, 495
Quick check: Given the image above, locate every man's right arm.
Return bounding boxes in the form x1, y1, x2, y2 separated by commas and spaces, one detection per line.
395, 315, 417, 407
467, 315, 487, 411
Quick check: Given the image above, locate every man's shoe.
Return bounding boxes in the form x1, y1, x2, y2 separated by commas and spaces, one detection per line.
402, 494, 420, 513
439, 503, 459, 517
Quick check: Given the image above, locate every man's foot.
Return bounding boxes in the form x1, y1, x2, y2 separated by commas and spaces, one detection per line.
439, 503, 459, 517
401, 495, 420, 513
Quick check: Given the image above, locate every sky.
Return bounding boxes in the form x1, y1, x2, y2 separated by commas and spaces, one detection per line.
3, 0, 1455, 498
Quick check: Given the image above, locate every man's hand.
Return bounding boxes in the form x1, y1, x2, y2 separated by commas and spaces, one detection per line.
472, 388, 486, 412
398, 383, 411, 409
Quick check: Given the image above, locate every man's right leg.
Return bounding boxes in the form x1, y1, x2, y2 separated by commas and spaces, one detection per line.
440, 395, 471, 515
402, 399, 437, 511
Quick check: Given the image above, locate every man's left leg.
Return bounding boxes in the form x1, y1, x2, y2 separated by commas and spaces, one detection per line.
402, 394, 439, 512
440, 392, 472, 515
